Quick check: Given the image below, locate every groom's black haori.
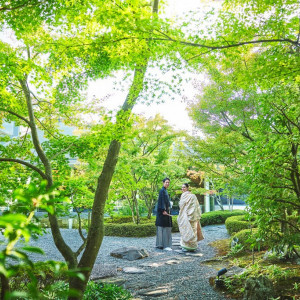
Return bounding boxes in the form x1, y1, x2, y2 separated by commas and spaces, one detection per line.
155, 177, 172, 249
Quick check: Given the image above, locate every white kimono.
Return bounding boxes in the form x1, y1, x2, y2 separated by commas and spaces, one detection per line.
177, 191, 204, 250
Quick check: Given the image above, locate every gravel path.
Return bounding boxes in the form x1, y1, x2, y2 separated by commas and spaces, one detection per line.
22, 224, 231, 300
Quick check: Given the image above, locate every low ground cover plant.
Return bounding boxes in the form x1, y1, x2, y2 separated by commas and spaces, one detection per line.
9, 262, 132, 299
210, 238, 300, 299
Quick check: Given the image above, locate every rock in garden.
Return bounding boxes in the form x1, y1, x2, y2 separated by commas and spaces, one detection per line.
90, 264, 117, 280
110, 247, 149, 261
243, 275, 274, 300
123, 267, 146, 274
138, 288, 168, 297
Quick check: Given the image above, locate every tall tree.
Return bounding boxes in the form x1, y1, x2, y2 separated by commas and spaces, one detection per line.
0, 0, 177, 298
111, 114, 184, 221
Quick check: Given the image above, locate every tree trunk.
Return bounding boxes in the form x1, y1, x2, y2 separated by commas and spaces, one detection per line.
20, 77, 78, 268
88, 211, 91, 229
69, 140, 121, 299
210, 181, 224, 210
132, 191, 140, 224
147, 201, 152, 219
0, 274, 10, 300
131, 206, 136, 224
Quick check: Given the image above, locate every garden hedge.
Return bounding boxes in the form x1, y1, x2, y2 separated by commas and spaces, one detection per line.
231, 228, 267, 251
103, 210, 245, 237
39, 210, 245, 237
200, 210, 245, 227
104, 217, 179, 237
225, 215, 250, 235
104, 223, 157, 237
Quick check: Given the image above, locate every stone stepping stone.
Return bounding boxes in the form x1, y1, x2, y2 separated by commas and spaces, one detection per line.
138, 288, 168, 297
172, 242, 181, 246
90, 264, 117, 280
123, 267, 146, 274
185, 252, 203, 257
165, 260, 180, 265
173, 250, 204, 257
173, 256, 190, 261
140, 262, 164, 268
110, 247, 149, 261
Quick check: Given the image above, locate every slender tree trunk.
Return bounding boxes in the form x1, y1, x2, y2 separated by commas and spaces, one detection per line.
0, 274, 10, 300
69, 140, 121, 299
210, 181, 224, 210
147, 201, 152, 219
131, 205, 136, 224
20, 78, 78, 268
132, 191, 140, 224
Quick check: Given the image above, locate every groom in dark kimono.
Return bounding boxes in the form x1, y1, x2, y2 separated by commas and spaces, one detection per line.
155, 177, 172, 250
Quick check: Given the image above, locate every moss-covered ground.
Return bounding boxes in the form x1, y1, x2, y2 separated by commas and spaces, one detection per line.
206, 239, 300, 299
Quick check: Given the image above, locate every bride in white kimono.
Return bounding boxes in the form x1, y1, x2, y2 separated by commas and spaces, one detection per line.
177, 183, 204, 251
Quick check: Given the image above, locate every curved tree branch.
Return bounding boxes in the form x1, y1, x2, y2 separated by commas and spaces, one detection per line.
152, 30, 299, 49
0, 108, 31, 127
0, 158, 47, 179
0, 0, 39, 12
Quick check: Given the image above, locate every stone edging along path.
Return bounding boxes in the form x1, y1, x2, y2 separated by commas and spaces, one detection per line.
25, 224, 232, 299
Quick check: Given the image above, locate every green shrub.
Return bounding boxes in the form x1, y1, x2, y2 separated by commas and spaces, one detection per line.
12, 279, 131, 300
225, 215, 251, 235
104, 223, 156, 237
172, 218, 179, 233
231, 228, 267, 251
10, 261, 68, 293
84, 281, 132, 300
104, 216, 156, 224
200, 210, 246, 227
104, 216, 133, 224
104, 216, 179, 236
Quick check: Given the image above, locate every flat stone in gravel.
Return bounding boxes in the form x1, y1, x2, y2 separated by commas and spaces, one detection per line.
123, 267, 146, 274
185, 252, 204, 257
140, 262, 164, 268
139, 288, 168, 297
90, 264, 117, 280
165, 260, 180, 265
110, 247, 149, 261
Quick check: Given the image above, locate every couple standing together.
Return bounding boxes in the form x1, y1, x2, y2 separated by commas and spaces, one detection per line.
155, 177, 204, 252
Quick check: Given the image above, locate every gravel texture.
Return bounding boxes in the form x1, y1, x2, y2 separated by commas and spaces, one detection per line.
18, 225, 231, 299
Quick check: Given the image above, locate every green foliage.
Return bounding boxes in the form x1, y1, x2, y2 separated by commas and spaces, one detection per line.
104, 216, 155, 224
10, 261, 68, 293
84, 281, 132, 300
185, 0, 300, 253
200, 210, 246, 227
225, 215, 256, 236
0, 184, 69, 299
231, 228, 267, 251
10, 274, 131, 300
104, 223, 157, 237
228, 243, 244, 257
110, 114, 186, 222
103, 210, 244, 237
224, 263, 298, 298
